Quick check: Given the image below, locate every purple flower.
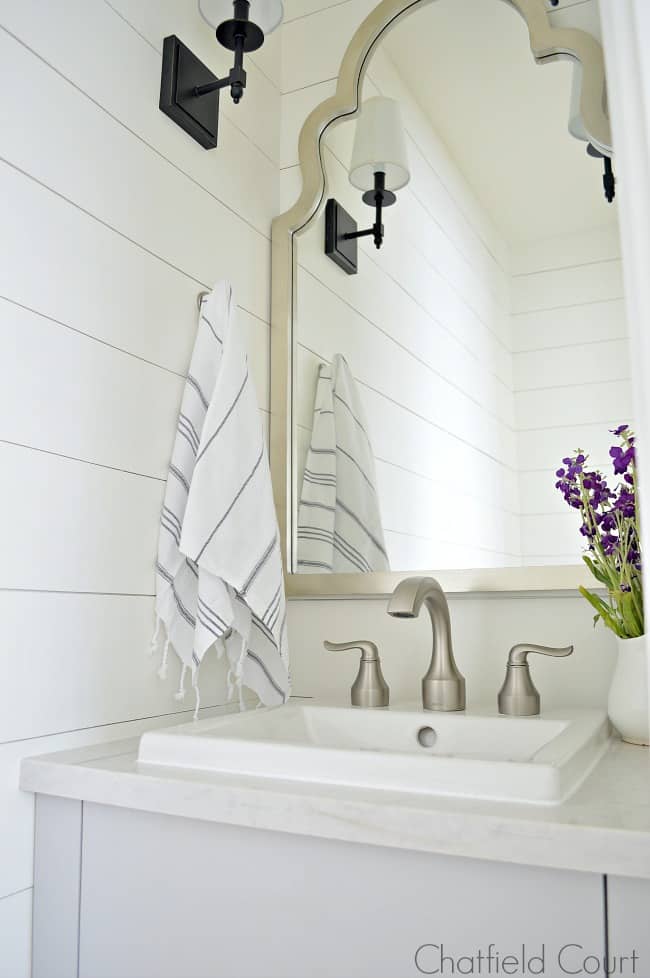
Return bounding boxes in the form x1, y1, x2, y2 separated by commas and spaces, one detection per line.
611, 424, 629, 437
555, 429, 641, 581
610, 444, 635, 475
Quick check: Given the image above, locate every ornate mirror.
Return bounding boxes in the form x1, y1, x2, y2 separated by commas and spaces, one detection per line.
271, 0, 624, 598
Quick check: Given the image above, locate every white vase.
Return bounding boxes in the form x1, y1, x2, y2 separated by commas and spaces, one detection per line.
608, 635, 650, 746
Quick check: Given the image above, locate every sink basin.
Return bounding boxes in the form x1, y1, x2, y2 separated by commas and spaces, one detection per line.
137, 704, 611, 805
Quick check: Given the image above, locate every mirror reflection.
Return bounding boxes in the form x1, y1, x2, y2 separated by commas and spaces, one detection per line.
293, 0, 630, 575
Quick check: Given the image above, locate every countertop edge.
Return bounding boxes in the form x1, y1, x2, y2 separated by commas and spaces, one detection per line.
19, 751, 650, 881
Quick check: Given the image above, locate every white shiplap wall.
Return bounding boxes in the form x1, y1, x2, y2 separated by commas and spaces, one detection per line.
0, 0, 280, 969
512, 228, 631, 564
0, 1, 625, 972
293, 47, 519, 571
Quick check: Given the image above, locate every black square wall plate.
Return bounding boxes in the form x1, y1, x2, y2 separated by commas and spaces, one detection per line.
160, 35, 220, 149
325, 199, 358, 275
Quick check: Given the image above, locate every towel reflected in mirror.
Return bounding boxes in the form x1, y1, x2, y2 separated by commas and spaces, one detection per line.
297, 354, 389, 574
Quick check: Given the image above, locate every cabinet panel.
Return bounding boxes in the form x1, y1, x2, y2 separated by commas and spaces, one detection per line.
32, 795, 82, 978
608, 875, 650, 974
78, 803, 605, 978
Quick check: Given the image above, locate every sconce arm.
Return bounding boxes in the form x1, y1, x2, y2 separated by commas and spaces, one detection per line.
342, 172, 395, 250
194, 32, 248, 104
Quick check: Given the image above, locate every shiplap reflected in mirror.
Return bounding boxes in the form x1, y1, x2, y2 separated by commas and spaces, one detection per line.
280, 0, 631, 589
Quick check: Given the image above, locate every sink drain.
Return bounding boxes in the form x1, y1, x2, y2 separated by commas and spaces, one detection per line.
416, 726, 437, 748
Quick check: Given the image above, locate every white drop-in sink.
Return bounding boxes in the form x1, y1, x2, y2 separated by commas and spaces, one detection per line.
137, 704, 611, 805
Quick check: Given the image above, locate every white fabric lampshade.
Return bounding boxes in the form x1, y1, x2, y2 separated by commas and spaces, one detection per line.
349, 97, 410, 193
199, 0, 284, 34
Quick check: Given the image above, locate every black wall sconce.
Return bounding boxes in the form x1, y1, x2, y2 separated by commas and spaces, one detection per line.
325, 97, 410, 276
159, 1, 283, 150
587, 143, 616, 203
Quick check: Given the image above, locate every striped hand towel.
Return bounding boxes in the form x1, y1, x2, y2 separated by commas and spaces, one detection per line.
297, 354, 389, 574
153, 281, 290, 715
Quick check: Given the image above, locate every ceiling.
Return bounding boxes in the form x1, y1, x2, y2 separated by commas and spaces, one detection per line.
381, 0, 618, 247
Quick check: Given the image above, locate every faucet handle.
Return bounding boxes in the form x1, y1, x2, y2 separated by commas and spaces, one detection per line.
498, 643, 574, 716
324, 640, 389, 708
507, 643, 574, 665
324, 639, 379, 660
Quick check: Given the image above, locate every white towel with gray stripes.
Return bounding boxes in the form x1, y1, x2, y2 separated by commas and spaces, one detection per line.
153, 281, 289, 714
297, 354, 389, 574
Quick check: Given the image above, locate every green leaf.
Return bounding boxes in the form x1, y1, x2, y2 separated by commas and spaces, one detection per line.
578, 587, 625, 638
615, 590, 644, 638
582, 555, 610, 587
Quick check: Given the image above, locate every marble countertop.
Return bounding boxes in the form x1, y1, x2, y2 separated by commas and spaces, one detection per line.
20, 709, 650, 880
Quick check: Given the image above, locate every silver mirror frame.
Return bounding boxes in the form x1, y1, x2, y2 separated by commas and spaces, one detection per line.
270, 0, 611, 598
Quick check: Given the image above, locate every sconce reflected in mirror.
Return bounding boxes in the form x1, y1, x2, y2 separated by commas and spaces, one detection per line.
587, 143, 616, 203
159, 0, 283, 149
325, 97, 410, 275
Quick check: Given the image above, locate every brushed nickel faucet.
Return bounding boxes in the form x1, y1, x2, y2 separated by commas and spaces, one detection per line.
324, 639, 390, 708
498, 643, 573, 716
387, 576, 466, 712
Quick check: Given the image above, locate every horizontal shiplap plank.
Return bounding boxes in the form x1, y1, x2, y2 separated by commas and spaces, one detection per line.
519, 470, 581, 517
516, 422, 629, 472
514, 339, 631, 392
376, 461, 519, 556
283, 0, 346, 21
384, 530, 518, 572
511, 227, 622, 275
515, 379, 633, 431
511, 298, 628, 353
0, 29, 271, 322
281, 0, 378, 92
0, 889, 31, 978
0, 593, 240, 745
0, 443, 161, 593
511, 259, 624, 314
360, 388, 519, 512
0, 432, 273, 599
0, 298, 182, 478
522, 553, 585, 566
520, 512, 584, 560
0, 161, 200, 375
0, 171, 270, 420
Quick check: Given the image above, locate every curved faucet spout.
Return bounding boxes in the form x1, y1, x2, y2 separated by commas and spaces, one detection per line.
387, 576, 466, 712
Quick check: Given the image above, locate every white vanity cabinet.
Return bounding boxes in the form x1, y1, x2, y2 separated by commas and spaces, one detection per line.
608, 876, 650, 971
33, 795, 614, 978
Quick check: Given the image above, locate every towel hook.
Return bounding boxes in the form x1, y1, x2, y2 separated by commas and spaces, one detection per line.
196, 290, 210, 311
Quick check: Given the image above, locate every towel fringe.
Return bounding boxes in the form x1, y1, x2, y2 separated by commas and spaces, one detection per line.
226, 666, 236, 702
191, 660, 201, 720
149, 615, 162, 656
174, 664, 188, 702
157, 637, 171, 680
234, 635, 249, 712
